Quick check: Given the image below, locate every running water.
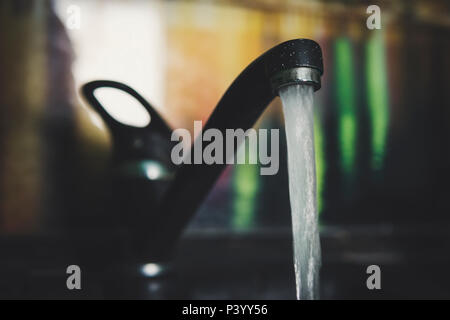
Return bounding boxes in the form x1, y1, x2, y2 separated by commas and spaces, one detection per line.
279, 84, 321, 300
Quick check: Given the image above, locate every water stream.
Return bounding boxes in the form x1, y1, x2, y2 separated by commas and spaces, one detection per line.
279, 84, 321, 300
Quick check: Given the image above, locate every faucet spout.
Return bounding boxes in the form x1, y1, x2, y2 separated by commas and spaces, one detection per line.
150, 39, 323, 260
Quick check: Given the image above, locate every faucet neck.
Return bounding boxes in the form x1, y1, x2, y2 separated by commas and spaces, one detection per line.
149, 39, 323, 258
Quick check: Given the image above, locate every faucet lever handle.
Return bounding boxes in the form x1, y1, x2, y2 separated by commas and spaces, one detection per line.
81, 80, 171, 137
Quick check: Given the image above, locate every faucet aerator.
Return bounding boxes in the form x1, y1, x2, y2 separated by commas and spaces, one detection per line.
270, 67, 322, 93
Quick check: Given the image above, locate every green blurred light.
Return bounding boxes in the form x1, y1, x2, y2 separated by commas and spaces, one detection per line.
232, 143, 259, 231
366, 30, 389, 170
335, 37, 357, 177
314, 110, 325, 214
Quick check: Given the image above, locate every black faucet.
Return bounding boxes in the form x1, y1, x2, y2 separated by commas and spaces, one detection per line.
81, 38, 323, 266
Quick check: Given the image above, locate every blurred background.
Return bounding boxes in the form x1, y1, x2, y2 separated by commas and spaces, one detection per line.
0, 0, 449, 299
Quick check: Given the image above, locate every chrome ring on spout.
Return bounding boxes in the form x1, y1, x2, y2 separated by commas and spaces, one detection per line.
270, 67, 322, 93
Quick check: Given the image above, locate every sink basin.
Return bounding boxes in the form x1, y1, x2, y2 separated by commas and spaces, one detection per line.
1, 224, 449, 299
